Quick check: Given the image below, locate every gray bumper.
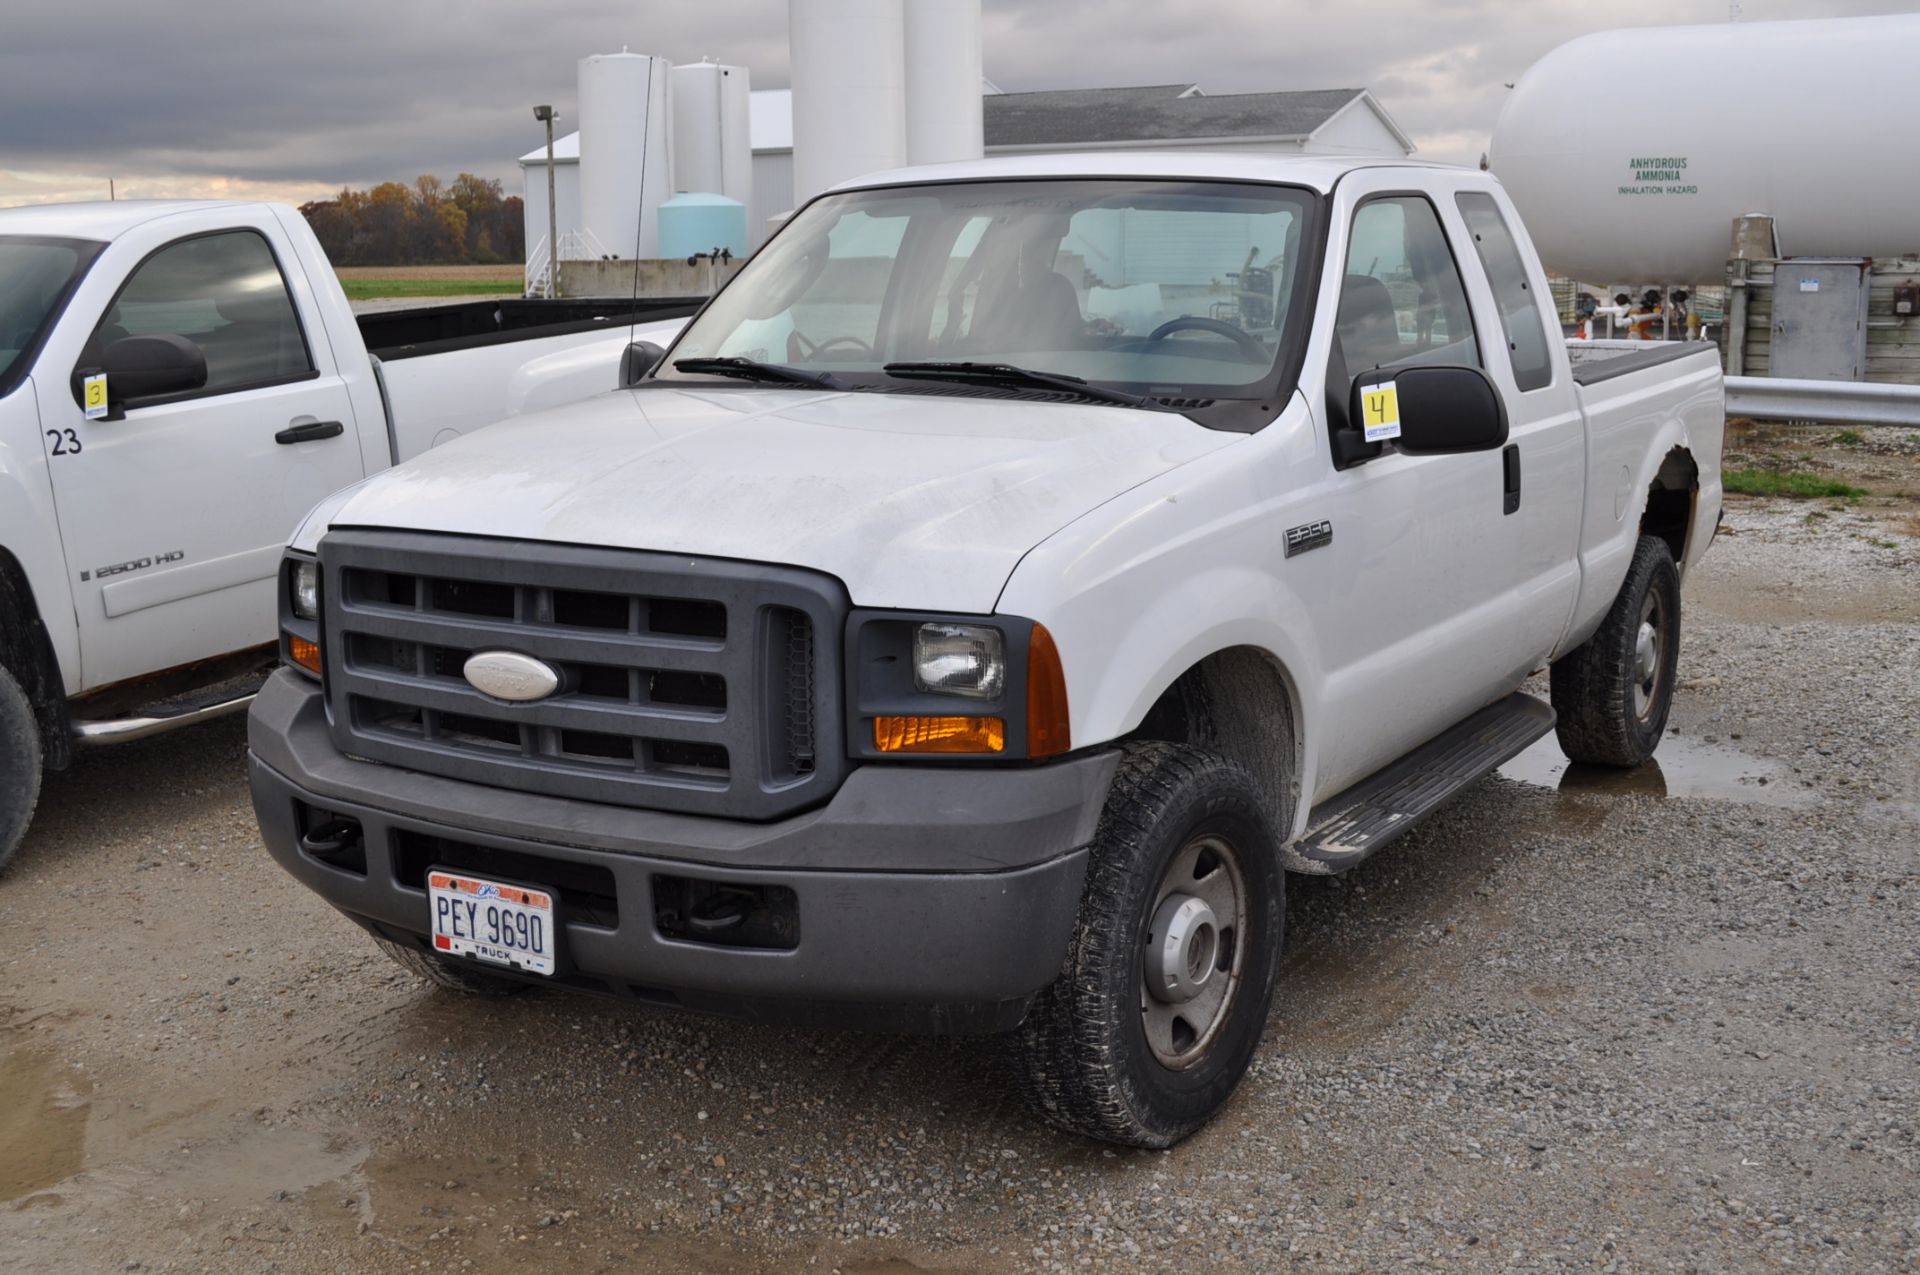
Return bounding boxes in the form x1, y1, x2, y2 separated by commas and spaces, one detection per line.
248, 671, 1112, 1033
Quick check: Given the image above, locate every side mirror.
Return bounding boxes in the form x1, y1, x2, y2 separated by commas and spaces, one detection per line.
81, 335, 208, 416
1347, 364, 1507, 456
620, 341, 666, 387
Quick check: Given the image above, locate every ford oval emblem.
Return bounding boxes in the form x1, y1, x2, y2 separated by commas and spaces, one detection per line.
462, 650, 561, 702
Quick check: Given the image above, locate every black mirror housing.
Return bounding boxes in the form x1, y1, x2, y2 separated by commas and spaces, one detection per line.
102, 334, 208, 404
620, 341, 666, 387
1348, 364, 1508, 456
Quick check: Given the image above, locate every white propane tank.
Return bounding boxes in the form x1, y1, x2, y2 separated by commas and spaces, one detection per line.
578, 51, 674, 259
1489, 15, 1920, 282
902, 0, 984, 166
671, 60, 753, 208
789, 0, 907, 205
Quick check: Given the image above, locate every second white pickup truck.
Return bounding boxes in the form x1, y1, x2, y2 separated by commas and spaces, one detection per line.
247, 154, 1724, 1146
0, 199, 694, 866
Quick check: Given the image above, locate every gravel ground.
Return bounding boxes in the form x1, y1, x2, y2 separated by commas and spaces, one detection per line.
1, 433, 1915, 1274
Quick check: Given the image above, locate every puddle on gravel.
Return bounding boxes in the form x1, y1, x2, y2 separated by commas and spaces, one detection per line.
0, 1046, 92, 1202
1500, 734, 1810, 807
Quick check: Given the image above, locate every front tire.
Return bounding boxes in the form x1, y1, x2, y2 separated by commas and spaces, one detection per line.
1007, 743, 1285, 1147
372, 936, 529, 997
0, 665, 43, 875
1550, 534, 1682, 767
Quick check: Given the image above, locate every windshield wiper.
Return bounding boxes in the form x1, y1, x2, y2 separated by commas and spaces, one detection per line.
880, 361, 1163, 409
672, 356, 843, 390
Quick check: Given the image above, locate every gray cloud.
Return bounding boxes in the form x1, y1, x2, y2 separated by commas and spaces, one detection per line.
2, 0, 1911, 201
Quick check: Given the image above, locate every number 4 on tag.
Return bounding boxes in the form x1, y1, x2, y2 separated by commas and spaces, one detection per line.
1360, 380, 1400, 442
82, 373, 109, 420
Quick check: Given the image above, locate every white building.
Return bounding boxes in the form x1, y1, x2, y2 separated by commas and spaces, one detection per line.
521, 81, 1413, 255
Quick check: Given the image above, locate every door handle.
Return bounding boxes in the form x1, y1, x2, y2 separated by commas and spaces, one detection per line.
1501, 443, 1521, 516
276, 420, 344, 445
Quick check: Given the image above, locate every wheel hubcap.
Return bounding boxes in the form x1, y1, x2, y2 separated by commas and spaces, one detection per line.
1633, 591, 1666, 720
1140, 834, 1247, 1069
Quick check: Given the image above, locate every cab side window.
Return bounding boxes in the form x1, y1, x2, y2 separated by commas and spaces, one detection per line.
1336, 197, 1479, 375
1455, 192, 1552, 392
93, 231, 313, 396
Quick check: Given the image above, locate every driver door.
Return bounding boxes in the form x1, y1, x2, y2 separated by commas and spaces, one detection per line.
40, 216, 366, 689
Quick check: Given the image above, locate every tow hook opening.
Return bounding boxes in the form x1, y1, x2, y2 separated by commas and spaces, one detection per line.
653, 875, 799, 951
296, 807, 367, 876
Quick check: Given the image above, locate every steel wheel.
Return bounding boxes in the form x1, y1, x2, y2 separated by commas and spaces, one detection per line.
1140, 833, 1247, 1069
1632, 587, 1669, 722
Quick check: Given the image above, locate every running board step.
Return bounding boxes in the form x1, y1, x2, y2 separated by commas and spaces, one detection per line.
1292, 692, 1556, 874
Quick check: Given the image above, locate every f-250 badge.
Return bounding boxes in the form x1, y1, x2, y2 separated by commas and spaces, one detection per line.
1284, 520, 1333, 558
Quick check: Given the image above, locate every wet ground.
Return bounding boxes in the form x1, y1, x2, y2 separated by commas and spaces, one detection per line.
2, 426, 1917, 1272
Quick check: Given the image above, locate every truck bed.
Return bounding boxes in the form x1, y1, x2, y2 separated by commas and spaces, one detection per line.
359, 296, 705, 362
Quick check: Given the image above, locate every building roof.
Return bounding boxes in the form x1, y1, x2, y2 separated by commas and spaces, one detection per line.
983, 84, 1399, 149
829, 150, 1455, 197
0, 199, 252, 241
522, 82, 1411, 167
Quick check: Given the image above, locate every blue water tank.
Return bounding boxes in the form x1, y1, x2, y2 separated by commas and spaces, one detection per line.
658, 192, 748, 259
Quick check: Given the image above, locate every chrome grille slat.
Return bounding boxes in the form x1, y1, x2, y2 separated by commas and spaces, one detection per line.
320, 531, 846, 820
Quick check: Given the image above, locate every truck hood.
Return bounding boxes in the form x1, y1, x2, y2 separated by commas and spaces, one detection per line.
321, 385, 1238, 611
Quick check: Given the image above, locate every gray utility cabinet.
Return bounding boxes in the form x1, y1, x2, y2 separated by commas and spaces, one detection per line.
1769, 258, 1870, 381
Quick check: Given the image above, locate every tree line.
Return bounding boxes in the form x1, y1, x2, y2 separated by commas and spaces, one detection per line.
299, 175, 524, 266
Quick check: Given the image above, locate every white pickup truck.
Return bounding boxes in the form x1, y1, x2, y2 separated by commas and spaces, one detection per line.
0, 199, 695, 866
246, 155, 1723, 1147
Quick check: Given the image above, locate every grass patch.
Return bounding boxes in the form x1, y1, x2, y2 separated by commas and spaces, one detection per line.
338, 277, 523, 301
1832, 429, 1864, 447
1723, 468, 1868, 500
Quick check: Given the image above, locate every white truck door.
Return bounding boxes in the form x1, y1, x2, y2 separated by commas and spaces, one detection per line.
1305, 183, 1544, 795
40, 216, 365, 688
1448, 184, 1585, 665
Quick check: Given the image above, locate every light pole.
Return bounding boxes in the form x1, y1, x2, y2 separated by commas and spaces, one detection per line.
533, 104, 559, 299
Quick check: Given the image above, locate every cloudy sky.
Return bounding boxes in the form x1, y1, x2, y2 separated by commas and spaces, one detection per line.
0, 0, 1909, 207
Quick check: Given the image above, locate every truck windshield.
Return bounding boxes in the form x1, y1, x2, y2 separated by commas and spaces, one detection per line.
659, 179, 1317, 404
0, 236, 102, 397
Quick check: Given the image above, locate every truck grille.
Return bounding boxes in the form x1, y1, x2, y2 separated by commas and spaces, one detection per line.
319, 531, 847, 820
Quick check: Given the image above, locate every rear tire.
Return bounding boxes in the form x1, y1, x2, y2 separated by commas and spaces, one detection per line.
1550, 534, 1682, 767
1006, 742, 1285, 1147
0, 665, 43, 875
372, 935, 529, 997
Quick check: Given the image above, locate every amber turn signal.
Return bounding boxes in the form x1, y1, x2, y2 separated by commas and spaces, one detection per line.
873, 715, 1005, 754
288, 634, 322, 675
1026, 622, 1071, 757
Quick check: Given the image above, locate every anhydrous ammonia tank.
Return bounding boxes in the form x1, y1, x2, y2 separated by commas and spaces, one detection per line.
902, 0, 984, 166
578, 52, 674, 259
1490, 15, 1920, 282
789, 0, 907, 205
671, 61, 753, 207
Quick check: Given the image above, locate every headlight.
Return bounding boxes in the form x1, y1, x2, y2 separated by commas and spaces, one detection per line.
913, 623, 1005, 699
290, 559, 320, 621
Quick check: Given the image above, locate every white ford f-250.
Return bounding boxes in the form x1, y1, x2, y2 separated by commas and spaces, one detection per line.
0, 199, 695, 866
246, 154, 1723, 1146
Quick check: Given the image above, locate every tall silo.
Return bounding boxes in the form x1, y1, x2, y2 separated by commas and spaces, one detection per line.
902, 0, 983, 166
671, 59, 754, 209
577, 51, 674, 259
788, 0, 907, 205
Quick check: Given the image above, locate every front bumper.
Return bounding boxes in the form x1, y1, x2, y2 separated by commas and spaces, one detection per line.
248, 671, 1113, 1033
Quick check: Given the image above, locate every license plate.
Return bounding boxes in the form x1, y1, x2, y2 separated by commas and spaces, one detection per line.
427, 870, 557, 976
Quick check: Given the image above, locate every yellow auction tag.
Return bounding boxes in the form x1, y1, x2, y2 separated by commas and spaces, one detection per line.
82, 373, 109, 420
1360, 380, 1400, 442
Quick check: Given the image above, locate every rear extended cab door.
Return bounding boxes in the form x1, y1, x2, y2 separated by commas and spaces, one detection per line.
1297, 167, 1577, 796
31, 206, 373, 689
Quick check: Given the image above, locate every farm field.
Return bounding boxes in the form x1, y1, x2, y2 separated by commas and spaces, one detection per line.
333, 264, 524, 301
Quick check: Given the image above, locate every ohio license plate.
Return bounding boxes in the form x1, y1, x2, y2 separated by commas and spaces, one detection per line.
427, 870, 557, 976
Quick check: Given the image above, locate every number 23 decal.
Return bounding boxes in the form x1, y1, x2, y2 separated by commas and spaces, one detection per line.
47, 429, 82, 456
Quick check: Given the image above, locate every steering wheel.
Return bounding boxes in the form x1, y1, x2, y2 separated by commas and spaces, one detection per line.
1147, 316, 1268, 362
790, 332, 873, 362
